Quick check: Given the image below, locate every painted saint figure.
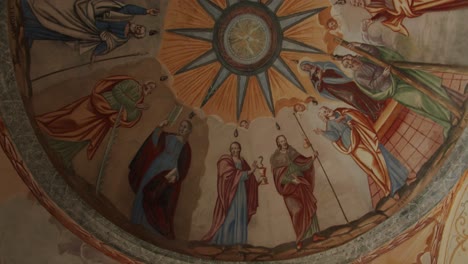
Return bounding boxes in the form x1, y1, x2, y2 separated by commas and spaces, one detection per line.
22, 0, 159, 58
350, 0, 468, 36
128, 119, 192, 239
35, 75, 155, 170
300, 61, 385, 121
270, 135, 323, 250
336, 43, 461, 138
314, 106, 408, 207
203, 142, 263, 247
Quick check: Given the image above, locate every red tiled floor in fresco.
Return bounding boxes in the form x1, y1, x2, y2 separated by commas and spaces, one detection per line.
382, 111, 444, 180
378, 72, 467, 182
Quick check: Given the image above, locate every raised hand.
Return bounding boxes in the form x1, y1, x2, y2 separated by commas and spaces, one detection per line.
313, 150, 319, 160
251, 160, 258, 169
291, 176, 300, 185
361, 19, 374, 32
158, 119, 169, 128
313, 128, 323, 135
383, 65, 392, 77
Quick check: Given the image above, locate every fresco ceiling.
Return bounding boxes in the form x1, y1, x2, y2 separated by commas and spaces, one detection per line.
161, 0, 328, 123
1, 0, 468, 262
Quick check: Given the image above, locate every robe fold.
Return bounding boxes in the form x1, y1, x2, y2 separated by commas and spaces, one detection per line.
331, 108, 393, 196
24, 0, 144, 54
303, 61, 385, 121
128, 130, 191, 239
270, 148, 318, 244
35, 75, 143, 160
354, 44, 453, 138
203, 155, 259, 244
366, 0, 468, 36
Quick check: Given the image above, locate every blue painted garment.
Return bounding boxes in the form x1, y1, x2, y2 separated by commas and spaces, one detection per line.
21, 0, 146, 51
323, 113, 408, 196
130, 128, 185, 234
379, 144, 408, 196
211, 161, 249, 246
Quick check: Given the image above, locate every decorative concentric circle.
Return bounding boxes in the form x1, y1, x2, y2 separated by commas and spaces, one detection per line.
223, 14, 271, 64
213, 1, 283, 76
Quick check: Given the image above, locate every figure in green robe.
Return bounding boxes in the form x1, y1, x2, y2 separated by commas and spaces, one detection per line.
336, 43, 460, 138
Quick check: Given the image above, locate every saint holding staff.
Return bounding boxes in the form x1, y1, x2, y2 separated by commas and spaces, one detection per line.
314, 106, 409, 206
128, 106, 192, 239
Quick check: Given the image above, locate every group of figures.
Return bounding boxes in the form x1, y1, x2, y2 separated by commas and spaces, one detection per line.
21, 0, 159, 60
18, 0, 468, 254
201, 137, 323, 250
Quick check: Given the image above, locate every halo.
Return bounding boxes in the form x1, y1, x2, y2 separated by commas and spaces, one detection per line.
296, 56, 316, 77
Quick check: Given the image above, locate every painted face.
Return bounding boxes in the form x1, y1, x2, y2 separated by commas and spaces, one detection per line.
301, 63, 316, 72
143, 82, 156, 96
178, 121, 192, 136
131, 24, 146, 38
276, 136, 288, 150
294, 104, 306, 113
350, 0, 366, 7
342, 56, 360, 71
230, 143, 241, 157
240, 120, 249, 129
327, 19, 338, 30
319, 107, 333, 119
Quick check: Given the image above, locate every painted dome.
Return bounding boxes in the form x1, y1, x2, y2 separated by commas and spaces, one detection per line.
1, 0, 467, 262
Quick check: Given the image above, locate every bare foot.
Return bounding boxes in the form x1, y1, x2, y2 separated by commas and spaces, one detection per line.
393, 193, 400, 200
296, 241, 303, 251
406, 176, 417, 185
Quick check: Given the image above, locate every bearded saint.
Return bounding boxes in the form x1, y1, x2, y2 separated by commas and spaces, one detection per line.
22, 0, 158, 57
270, 135, 323, 250
128, 120, 192, 239
203, 142, 262, 246
338, 43, 462, 138
300, 61, 385, 121
35, 76, 154, 170
351, 0, 468, 36
315, 106, 408, 207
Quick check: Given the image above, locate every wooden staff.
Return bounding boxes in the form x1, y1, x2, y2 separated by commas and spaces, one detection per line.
293, 112, 350, 223
335, 38, 462, 119
31, 52, 148, 83
390, 61, 468, 75
95, 106, 124, 194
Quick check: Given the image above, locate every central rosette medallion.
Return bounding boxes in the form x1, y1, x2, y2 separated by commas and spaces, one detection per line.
224, 14, 271, 64
213, 2, 282, 75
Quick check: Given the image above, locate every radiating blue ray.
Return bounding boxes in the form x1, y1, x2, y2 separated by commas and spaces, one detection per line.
236, 75, 249, 120
282, 38, 325, 54
266, 0, 282, 12
201, 67, 232, 106
256, 71, 275, 115
279, 7, 327, 31
272, 57, 305, 92
176, 50, 217, 74
166, 28, 213, 42
198, 0, 223, 20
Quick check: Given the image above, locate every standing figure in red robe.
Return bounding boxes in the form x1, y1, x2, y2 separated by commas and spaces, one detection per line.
128, 119, 192, 239
203, 142, 264, 249
269, 135, 323, 250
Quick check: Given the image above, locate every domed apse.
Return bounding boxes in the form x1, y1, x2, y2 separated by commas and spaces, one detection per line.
4, 0, 468, 262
